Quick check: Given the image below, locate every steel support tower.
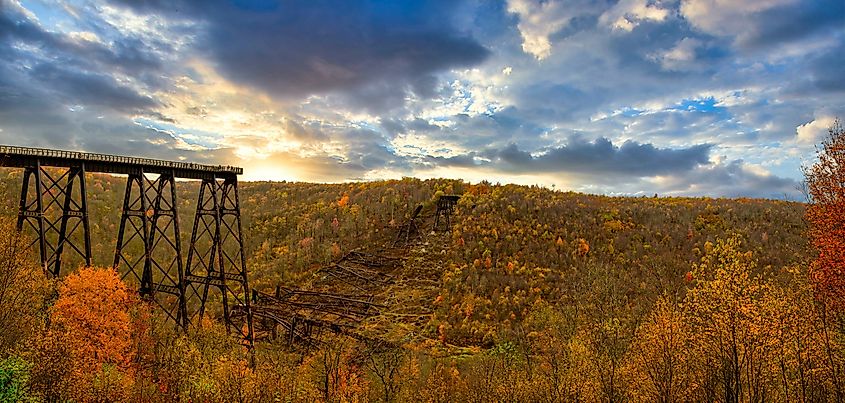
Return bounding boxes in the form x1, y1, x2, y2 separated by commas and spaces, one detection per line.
113, 170, 188, 329
184, 174, 254, 347
433, 195, 460, 232
16, 162, 92, 276
0, 145, 252, 346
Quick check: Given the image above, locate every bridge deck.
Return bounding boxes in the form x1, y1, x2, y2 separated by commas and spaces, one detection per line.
0, 145, 241, 179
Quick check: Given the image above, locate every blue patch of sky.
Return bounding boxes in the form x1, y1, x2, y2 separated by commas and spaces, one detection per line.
455, 90, 474, 113
231, 0, 280, 13
356, 121, 382, 133
401, 144, 424, 153
675, 97, 718, 112
20, 1, 74, 29
667, 96, 733, 120
21, 1, 120, 48
768, 158, 802, 179
618, 107, 641, 117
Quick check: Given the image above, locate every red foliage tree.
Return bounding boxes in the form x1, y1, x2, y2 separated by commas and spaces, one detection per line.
806, 119, 845, 311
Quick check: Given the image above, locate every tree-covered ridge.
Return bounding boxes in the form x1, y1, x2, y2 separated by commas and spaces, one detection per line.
0, 171, 809, 344
1, 170, 842, 402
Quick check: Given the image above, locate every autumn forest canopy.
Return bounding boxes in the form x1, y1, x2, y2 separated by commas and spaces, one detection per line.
0, 124, 841, 402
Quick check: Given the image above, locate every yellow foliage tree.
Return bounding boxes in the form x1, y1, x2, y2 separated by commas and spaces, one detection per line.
624, 296, 695, 402
683, 237, 777, 402
0, 218, 48, 355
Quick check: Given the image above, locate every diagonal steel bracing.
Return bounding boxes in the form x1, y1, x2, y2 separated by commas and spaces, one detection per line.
433, 195, 460, 232
184, 175, 254, 348
5, 145, 252, 346
113, 170, 187, 329
16, 162, 92, 277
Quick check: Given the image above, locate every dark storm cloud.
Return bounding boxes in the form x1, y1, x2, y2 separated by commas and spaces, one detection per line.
0, 4, 165, 76
30, 63, 157, 112
0, 3, 208, 162
379, 117, 441, 138
0, 0, 196, 163
0, 3, 165, 112
69, 35, 164, 76
494, 137, 712, 176
807, 41, 845, 93
342, 128, 410, 171
657, 159, 801, 200
425, 136, 712, 178
116, 0, 489, 108
0, 4, 51, 43
737, 0, 844, 50
0, 56, 82, 148
513, 82, 605, 123
428, 107, 551, 152
0, 58, 227, 164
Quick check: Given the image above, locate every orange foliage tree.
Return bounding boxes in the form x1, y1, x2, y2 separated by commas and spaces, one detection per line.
805, 119, 845, 311
32, 267, 138, 400
51, 267, 136, 372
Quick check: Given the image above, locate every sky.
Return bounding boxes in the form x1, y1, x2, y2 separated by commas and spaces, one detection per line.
0, 0, 842, 199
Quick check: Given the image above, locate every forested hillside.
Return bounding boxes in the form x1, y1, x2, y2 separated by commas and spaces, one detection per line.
1, 171, 842, 402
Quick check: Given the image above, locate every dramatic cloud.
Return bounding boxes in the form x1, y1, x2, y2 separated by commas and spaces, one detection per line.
796, 116, 836, 144
493, 137, 712, 176
652, 159, 800, 199
506, 0, 605, 59
680, 0, 843, 50
116, 0, 489, 110
0, 0, 842, 199
599, 0, 670, 32
419, 136, 712, 181
650, 37, 703, 71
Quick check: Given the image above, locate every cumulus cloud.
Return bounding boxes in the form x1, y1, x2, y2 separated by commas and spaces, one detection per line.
506, 0, 604, 59
680, 0, 843, 52
599, 0, 670, 32
796, 116, 836, 144
30, 63, 158, 112
681, 0, 796, 37
650, 37, 702, 71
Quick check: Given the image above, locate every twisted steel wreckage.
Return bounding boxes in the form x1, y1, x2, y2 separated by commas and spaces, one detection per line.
1, 145, 460, 348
